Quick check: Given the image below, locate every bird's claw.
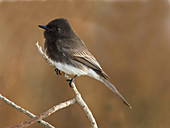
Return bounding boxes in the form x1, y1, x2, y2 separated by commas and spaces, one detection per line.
55, 68, 62, 75
66, 75, 77, 87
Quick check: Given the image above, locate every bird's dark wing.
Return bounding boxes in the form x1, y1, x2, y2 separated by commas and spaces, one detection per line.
57, 39, 108, 78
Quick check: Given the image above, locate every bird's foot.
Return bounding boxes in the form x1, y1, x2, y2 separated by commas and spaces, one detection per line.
55, 68, 62, 75
66, 75, 77, 87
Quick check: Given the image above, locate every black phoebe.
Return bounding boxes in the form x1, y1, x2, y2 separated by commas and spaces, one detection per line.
38, 18, 131, 109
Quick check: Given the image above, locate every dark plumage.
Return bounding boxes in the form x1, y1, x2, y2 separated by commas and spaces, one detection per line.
38, 18, 131, 109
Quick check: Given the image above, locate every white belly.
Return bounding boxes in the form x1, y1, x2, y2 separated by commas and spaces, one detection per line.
52, 61, 87, 76
51, 61, 100, 80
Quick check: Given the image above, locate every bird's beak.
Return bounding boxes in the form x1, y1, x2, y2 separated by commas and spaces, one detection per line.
38, 25, 47, 30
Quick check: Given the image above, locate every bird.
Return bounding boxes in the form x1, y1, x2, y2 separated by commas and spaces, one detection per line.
38, 18, 131, 109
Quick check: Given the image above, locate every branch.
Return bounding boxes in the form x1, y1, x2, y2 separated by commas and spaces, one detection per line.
8, 98, 76, 128
8, 42, 98, 128
35, 42, 98, 128
0, 93, 54, 128
65, 75, 98, 128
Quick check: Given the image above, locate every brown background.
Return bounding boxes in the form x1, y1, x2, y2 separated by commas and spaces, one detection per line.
0, 1, 170, 128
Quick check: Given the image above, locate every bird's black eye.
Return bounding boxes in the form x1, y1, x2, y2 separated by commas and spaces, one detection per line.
56, 27, 61, 32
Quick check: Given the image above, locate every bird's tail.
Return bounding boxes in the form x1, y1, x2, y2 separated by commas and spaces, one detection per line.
99, 76, 132, 109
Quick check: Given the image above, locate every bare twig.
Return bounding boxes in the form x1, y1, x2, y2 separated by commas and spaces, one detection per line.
35, 42, 56, 69
7, 42, 98, 128
36, 42, 98, 128
65, 75, 98, 128
8, 98, 76, 128
0, 93, 54, 128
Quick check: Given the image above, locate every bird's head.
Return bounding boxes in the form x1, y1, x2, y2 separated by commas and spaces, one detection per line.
38, 18, 76, 40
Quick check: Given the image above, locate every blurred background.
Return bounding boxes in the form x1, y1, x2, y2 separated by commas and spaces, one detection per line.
0, 1, 170, 128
